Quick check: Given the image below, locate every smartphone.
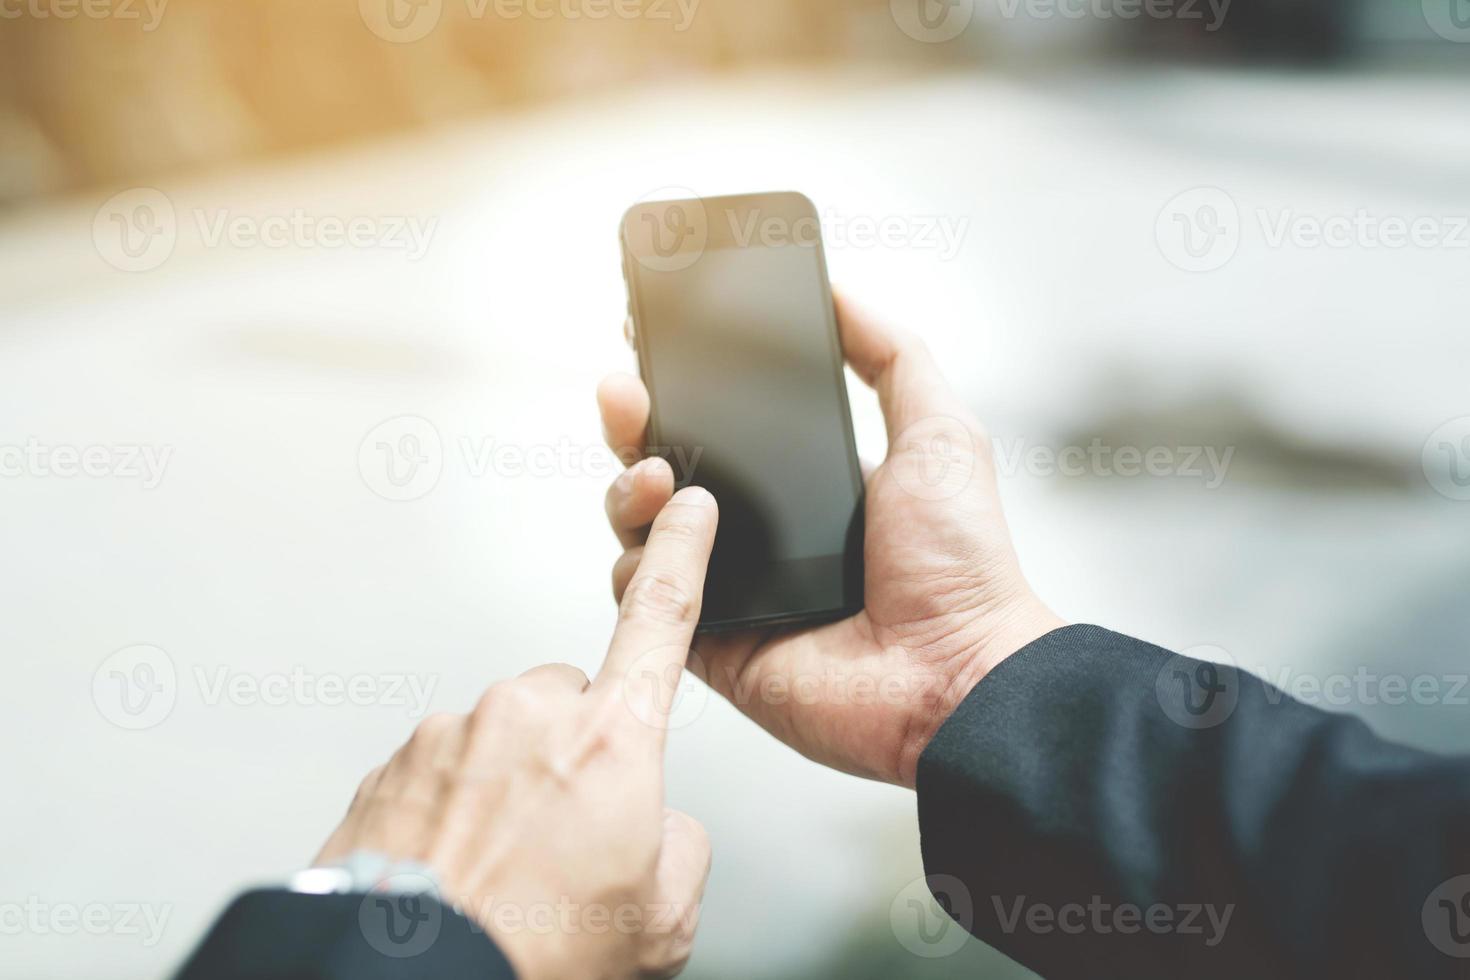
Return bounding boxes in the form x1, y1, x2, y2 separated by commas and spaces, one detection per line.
620, 191, 864, 632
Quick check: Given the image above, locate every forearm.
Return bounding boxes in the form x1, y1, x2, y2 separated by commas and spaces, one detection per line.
916, 624, 1470, 979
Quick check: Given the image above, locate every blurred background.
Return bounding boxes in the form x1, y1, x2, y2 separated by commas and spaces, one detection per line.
3, 0, 1469, 977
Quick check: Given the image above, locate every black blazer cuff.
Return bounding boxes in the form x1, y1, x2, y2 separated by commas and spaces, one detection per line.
175, 888, 517, 980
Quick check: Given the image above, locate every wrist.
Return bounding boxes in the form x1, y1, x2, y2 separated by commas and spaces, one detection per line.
896, 591, 1064, 788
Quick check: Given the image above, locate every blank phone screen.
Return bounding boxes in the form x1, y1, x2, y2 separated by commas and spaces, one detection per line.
626, 197, 862, 628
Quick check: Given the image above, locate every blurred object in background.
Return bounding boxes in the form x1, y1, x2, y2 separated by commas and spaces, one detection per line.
2, 0, 1465, 206
1117, 0, 1351, 62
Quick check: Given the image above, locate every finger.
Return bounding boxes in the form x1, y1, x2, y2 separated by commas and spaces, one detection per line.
597, 372, 650, 460
644, 808, 711, 977
595, 487, 718, 720
611, 546, 643, 603
384, 713, 464, 789
517, 662, 590, 693
605, 456, 675, 548
833, 291, 969, 443
364, 714, 466, 856
312, 763, 388, 864
657, 809, 711, 907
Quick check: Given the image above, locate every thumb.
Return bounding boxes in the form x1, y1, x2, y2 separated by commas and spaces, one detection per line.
833, 291, 973, 443
642, 808, 711, 977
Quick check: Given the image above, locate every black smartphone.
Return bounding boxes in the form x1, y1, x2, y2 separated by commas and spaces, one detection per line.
620, 191, 865, 633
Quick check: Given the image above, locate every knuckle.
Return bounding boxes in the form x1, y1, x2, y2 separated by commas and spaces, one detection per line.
612, 547, 643, 594
686, 818, 712, 859
620, 570, 700, 626
473, 681, 539, 725
890, 328, 927, 362
670, 812, 711, 865
654, 495, 714, 539
603, 478, 627, 519
354, 765, 386, 803
645, 949, 692, 979
410, 712, 456, 745
653, 509, 702, 543
549, 663, 591, 689
639, 923, 697, 978
471, 685, 504, 724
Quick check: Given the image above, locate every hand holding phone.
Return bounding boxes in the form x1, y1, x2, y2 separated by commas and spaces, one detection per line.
604, 208, 1064, 784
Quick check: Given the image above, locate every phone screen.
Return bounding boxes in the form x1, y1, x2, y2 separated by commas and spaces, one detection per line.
622, 192, 864, 630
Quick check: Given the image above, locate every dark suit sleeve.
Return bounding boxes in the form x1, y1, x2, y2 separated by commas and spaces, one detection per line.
173, 888, 517, 980
916, 624, 1470, 979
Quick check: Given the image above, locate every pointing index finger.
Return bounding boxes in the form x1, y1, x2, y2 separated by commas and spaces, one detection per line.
596, 486, 718, 733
